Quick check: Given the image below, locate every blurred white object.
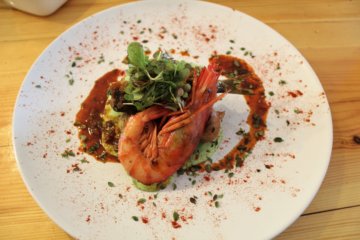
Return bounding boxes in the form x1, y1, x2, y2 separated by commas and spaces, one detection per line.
4, 0, 67, 16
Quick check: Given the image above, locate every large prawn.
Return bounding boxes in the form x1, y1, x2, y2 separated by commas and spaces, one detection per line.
118, 63, 226, 185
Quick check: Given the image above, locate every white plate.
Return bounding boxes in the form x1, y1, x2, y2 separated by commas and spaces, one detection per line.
13, 1, 332, 239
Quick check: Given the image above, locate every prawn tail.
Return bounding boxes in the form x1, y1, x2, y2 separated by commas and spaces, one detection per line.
196, 64, 221, 99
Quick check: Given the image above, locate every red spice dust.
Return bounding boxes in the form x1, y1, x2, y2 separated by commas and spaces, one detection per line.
203, 176, 210, 181
288, 90, 303, 98
172, 221, 181, 229
141, 217, 149, 224
180, 50, 190, 57
86, 215, 91, 223
254, 207, 261, 212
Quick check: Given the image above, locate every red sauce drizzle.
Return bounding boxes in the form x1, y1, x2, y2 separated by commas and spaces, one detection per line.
74, 69, 120, 162
206, 55, 270, 170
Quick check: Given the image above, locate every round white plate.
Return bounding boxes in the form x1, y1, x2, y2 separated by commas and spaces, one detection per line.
13, 1, 332, 239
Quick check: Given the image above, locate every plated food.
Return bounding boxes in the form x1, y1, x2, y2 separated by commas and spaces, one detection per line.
13, 1, 332, 239
75, 42, 269, 191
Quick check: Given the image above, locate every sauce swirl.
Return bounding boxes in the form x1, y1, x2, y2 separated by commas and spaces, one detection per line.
207, 55, 270, 170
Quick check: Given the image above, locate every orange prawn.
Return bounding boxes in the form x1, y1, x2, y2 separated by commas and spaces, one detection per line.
118, 63, 226, 185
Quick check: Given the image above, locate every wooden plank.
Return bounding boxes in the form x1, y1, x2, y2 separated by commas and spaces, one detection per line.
209, 0, 360, 22
277, 206, 360, 239
0, 1, 359, 45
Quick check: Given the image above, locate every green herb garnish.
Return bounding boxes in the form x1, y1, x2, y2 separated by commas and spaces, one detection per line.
61, 149, 75, 158
173, 211, 179, 221
124, 42, 194, 111
108, 182, 115, 187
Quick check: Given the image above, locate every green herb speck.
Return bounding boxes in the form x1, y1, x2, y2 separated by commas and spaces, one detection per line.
107, 181, 115, 187
132, 216, 139, 221
294, 109, 302, 114
173, 211, 179, 221
279, 80, 287, 85
215, 201, 220, 208
274, 137, 284, 143
269, 91, 274, 96
61, 149, 75, 158
35, 85, 41, 88
137, 198, 146, 204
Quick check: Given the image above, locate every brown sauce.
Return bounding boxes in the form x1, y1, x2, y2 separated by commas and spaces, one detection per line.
74, 69, 120, 162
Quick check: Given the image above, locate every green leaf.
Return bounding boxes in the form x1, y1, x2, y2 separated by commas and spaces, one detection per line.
127, 42, 146, 69
173, 211, 179, 221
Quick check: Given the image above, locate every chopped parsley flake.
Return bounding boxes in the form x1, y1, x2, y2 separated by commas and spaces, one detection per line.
137, 198, 146, 204
279, 80, 287, 85
294, 109, 302, 114
61, 149, 75, 158
132, 216, 139, 221
97, 54, 105, 64
107, 182, 115, 187
236, 128, 245, 135
274, 137, 284, 143
276, 63, 281, 70
173, 211, 179, 221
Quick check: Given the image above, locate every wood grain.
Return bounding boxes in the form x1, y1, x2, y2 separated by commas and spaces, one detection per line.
1, 0, 359, 239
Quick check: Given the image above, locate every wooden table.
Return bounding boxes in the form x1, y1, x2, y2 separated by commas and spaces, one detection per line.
0, 0, 359, 239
